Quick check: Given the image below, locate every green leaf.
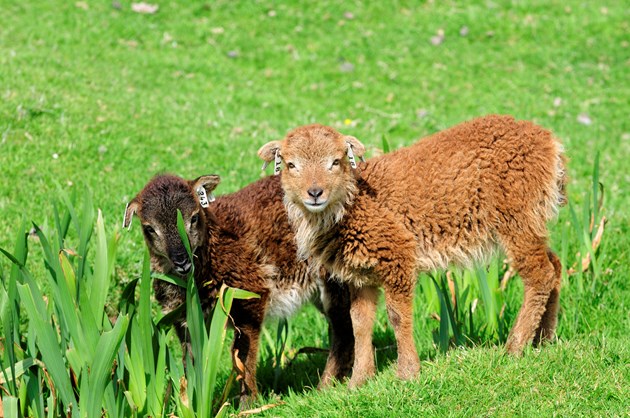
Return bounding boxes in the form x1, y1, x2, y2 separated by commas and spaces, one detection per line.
0, 358, 36, 385
591, 151, 600, 236
381, 134, 391, 153
203, 284, 243, 414
125, 319, 147, 411
76, 189, 95, 282
231, 288, 261, 300
432, 276, 450, 354
176, 210, 192, 259
85, 315, 129, 418
2, 395, 19, 418
17, 282, 78, 414
156, 302, 185, 330
138, 249, 154, 371
59, 251, 77, 301
90, 210, 114, 327
152, 272, 187, 289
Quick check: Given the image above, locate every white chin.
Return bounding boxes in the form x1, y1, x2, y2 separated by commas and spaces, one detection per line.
303, 201, 329, 212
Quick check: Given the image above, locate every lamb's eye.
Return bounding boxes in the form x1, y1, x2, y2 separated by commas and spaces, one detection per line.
190, 213, 199, 224
332, 159, 340, 166
287, 162, 295, 169
143, 225, 156, 235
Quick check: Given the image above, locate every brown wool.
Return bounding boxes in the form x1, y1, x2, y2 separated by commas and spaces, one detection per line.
123, 174, 354, 405
259, 115, 566, 387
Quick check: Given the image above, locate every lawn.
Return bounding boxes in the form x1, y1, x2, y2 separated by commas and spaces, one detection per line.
1, 0, 628, 416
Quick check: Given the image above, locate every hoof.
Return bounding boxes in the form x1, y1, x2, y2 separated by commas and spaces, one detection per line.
239, 395, 256, 411
347, 370, 372, 388
397, 359, 420, 380
505, 337, 525, 356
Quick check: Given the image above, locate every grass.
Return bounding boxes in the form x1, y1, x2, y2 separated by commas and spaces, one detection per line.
1, 0, 629, 416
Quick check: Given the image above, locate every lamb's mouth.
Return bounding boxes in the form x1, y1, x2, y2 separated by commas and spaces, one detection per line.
303, 200, 329, 212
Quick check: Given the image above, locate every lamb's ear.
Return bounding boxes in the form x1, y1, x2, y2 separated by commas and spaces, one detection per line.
191, 175, 221, 207
344, 136, 366, 158
344, 136, 366, 168
191, 174, 221, 193
258, 141, 281, 164
122, 199, 140, 230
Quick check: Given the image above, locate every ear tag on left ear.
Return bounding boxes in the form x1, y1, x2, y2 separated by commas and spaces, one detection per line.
123, 202, 132, 230
273, 149, 282, 175
346, 143, 357, 169
196, 186, 210, 208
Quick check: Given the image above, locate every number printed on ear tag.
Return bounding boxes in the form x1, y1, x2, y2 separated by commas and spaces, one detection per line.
196, 186, 210, 208
274, 149, 282, 175
346, 143, 357, 169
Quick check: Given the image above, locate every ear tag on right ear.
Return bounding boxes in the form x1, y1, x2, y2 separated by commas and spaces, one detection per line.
196, 186, 210, 208
273, 149, 282, 175
346, 143, 357, 169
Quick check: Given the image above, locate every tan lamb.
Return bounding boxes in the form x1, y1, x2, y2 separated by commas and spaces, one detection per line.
123, 174, 354, 405
258, 115, 566, 387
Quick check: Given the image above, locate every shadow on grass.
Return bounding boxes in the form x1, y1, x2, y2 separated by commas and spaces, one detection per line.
252, 325, 442, 399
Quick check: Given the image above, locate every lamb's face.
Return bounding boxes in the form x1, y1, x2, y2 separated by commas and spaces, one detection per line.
259, 124, 365, 214
123, 174, 220, 277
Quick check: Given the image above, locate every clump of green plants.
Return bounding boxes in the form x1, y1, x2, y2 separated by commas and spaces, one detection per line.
0, 192, 256, 417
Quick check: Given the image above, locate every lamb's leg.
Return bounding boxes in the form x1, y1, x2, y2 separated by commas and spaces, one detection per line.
504, 238, 558, 354
383, 285, 420, 380
533, 249, 562, 346
347, 285, 379, 388
319, 278, 354, 388
231, 300, 264, 409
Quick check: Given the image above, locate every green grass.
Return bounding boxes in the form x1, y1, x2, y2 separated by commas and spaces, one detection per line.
1, 0, 629, 416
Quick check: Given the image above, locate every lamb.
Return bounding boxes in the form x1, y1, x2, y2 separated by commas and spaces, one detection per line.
258, 115, 566, 387
122, 174, 354, 405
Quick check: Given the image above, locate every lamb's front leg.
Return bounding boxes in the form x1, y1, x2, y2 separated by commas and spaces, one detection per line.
347, 284, 379, 388
231, 299, 264, 409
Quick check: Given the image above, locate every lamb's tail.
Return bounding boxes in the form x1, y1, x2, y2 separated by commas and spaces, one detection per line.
556, 151, 568, 208
545, 139, 568, 222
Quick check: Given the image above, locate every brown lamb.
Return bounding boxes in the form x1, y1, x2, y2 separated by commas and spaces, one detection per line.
123, 174, 354, 405
258, 115, 566, 387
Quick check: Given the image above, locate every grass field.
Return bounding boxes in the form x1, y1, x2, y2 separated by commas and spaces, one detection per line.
1, 0, 629, 416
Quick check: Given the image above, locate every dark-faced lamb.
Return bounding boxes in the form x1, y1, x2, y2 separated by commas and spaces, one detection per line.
123, 174, 354, 405
258, 115, 566, 387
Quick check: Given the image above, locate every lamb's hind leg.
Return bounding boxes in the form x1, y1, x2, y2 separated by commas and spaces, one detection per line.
384, 284, 420, 380
347, 285, 379, 388
533, 249, 562, 346
504, 236, 558, 355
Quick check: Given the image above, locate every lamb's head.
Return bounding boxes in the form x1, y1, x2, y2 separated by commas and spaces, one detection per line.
123, 174, 220, 277
258, 124, 365, 216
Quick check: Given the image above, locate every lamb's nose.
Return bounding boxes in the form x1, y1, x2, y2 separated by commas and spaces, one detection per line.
173, 257, 192, 275
308, 187, 323, 199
